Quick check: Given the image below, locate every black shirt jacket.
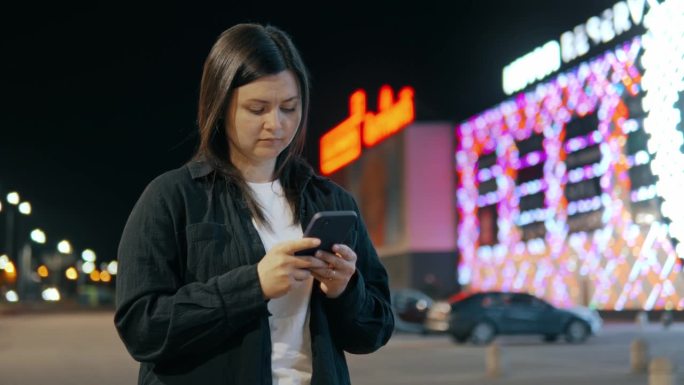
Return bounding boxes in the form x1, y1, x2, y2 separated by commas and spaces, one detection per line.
114, 159, 394, 384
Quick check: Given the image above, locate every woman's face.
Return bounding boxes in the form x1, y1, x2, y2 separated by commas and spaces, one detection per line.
224, 70, 302, 171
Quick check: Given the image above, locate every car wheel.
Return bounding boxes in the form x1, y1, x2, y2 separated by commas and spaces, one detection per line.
543, 334, 558, 343
564, 319, 589, 343
470, 321, 496, 345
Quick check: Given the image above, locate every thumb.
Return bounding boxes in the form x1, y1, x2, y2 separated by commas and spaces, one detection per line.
275, 237, 321, 255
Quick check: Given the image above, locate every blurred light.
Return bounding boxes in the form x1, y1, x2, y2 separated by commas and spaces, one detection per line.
641, 0, 684, 247
107, 260, 118, 275
30, 229, 46, 244
65, 267, 78, 280
457, 21, 684, 310
18, 201, 31, 215
634, 150, 650, 165
676, 243, 684, 258
100, 271, 111, 283
319, 90, 364, 175
5, 290, 18, 303
0, 201, 3, 212
7, 192, 19, 205
4, 261, 16, 282
503, 40, 561, 95
362, 86, 415, 147
57, 240, 72, 254
0, 254, 8, 270
41, 287, 61, 302
623, 118, 639, 133
37, 265, 49, 278
89, 270, 101, 282
81, 249, 96, 262
458, 266, 471, 285
661, 255, 676, 280
82, 261, 95, 274
635, 213, 656, 224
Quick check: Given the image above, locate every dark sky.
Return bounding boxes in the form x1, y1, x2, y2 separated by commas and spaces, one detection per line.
0, 1, 619, 262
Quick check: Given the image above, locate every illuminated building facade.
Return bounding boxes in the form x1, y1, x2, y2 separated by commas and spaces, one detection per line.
456, 0, 684, 310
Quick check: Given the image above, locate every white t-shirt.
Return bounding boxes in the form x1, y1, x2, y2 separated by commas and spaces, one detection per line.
248, 180, 312, 385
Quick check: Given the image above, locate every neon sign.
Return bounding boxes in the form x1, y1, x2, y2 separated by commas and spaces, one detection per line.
320, 85, 415, 175
320, 90, 365, 176
502, 0, 653, 95
363, 86, 415, 146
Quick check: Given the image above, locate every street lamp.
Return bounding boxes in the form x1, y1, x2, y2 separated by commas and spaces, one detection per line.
1, 191, 35, 301
30, 229, 46, 244
81, 261, 95, 274
4, 192, 21, 266
57, 240, 72, 254
18, 202, 31, 215
81, 249, 96, 262
107, 260, 117, 275
6, 192, 19, 205
65, 267, 78, 280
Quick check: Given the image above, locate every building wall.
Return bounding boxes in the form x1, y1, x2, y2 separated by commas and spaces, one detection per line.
330, 122, 458, 294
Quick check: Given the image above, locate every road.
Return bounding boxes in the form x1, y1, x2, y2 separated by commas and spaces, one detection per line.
0, 311, 681, 384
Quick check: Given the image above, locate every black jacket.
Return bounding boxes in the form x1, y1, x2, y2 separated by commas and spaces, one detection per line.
114, 159, 394, 384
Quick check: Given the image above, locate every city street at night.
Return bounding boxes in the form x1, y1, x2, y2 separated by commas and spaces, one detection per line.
2, 1, 684, 384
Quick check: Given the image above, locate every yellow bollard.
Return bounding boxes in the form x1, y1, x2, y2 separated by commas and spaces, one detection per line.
648, 357, 675, 385
630, 338, 649, 373
486, 342, 504, 378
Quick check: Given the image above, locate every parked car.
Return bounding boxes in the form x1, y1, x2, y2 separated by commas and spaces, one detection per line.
425, 291, 602, 344
391, 288, 434, 334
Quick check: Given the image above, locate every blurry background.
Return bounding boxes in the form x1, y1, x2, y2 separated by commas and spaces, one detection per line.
0, 0, 621, 272
2, 2, 684, 384
0, 0, 684, 310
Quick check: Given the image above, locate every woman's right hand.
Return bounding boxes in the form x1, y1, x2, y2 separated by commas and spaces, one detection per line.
257, 238, 325, 299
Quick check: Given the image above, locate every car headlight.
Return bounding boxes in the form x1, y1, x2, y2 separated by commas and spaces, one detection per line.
416, 299, 428, 311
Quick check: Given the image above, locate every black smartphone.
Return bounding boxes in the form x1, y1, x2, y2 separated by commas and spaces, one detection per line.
294, 211, 358, 256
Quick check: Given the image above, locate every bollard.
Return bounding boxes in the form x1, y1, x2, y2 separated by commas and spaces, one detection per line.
648, 357, 675, 385
486, 342, 504, 378
631, 338, 649, 373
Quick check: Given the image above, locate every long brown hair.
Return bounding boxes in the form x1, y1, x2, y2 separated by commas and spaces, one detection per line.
194, 23, 311, 226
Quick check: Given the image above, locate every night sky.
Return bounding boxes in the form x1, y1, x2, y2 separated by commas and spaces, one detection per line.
0, 1, 619, 262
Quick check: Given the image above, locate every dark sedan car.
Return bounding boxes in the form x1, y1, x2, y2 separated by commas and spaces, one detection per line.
425, 291, 602, 344
391, 289, 434, 334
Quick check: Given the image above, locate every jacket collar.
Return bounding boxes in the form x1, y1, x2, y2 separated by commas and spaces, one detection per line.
187, 159, 215, 179
186, 157, 325, 187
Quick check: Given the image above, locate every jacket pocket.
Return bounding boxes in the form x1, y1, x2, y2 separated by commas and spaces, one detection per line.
184, 222, 230, 282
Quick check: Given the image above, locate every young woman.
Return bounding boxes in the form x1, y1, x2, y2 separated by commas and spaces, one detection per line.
114, 23, 394, 385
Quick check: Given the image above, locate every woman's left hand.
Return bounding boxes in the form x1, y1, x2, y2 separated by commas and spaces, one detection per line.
310, 244, 357, 298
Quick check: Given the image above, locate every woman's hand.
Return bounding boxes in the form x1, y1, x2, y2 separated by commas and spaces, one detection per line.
257, 238, 327, 299
310, 244, 357, 298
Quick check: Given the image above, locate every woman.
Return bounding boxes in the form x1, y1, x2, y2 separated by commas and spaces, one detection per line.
114, 23, 394, 385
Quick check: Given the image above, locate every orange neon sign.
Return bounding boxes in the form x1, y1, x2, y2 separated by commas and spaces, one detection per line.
363, 86, 415, 146
319, 85, 415, 175
320, 90, 365, 175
